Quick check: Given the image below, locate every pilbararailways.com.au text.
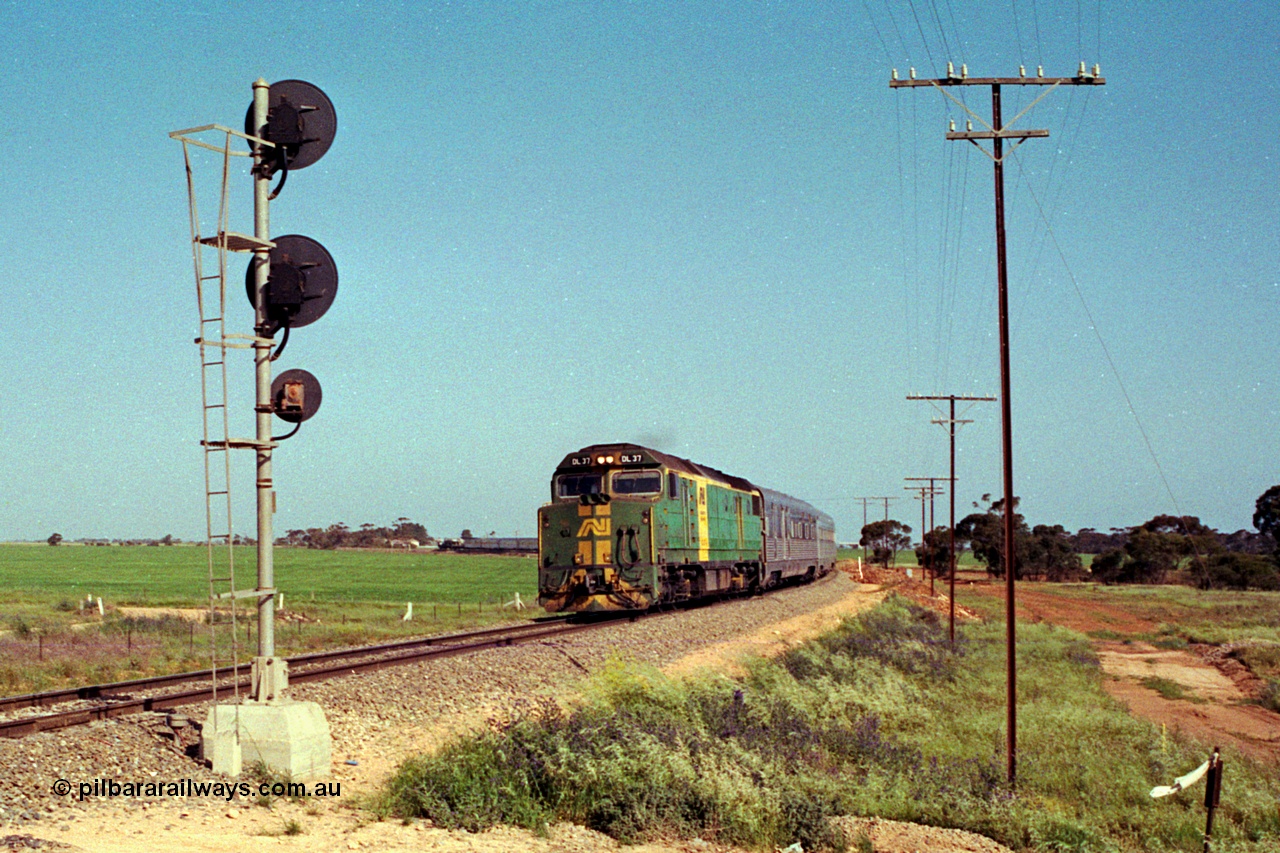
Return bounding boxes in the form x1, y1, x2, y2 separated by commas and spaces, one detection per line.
52, 778, 343, 802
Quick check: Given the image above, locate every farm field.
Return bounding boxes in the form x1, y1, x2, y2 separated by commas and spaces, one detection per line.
0, 544, 539, 694
0, 543, 536, 605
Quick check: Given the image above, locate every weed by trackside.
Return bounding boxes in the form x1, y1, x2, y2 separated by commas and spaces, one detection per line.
1140, 676, 1204, 703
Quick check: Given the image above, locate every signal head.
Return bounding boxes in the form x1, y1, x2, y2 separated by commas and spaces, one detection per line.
245, 234, 338, 335
245, 79, 337, 175
271, 369, 322, 423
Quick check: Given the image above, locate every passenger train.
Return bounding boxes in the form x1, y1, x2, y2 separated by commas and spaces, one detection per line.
537, 443, 836, 613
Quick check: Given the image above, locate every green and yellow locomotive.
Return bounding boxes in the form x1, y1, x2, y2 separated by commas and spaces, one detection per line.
537, 443, 836, 613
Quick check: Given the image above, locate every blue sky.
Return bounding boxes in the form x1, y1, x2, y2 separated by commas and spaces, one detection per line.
0, 1, 1275, 543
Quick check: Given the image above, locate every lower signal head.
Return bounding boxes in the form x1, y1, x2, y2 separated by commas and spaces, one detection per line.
271, 369, 322, 423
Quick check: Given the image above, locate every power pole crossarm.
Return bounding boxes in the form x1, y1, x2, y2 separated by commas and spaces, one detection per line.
889, 66, 1106, 87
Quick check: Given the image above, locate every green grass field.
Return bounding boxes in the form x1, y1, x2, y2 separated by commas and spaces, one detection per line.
0, 543, 536, 606
0, 544, 540, 694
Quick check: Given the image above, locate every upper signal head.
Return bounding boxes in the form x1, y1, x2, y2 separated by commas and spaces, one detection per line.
245, 79, 337, 175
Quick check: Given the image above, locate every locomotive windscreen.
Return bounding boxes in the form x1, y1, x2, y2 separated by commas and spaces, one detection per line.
557, 474, 603, 497
612, 471, 662, 494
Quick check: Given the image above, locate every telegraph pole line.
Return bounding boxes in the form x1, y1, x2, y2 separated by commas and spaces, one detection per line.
908, 394, 995, 644
904, 477, 946, 594
852, 497, 900, 561
905, 476, 945, 530
904, 485, 929, 545
893, 62, 1105, 787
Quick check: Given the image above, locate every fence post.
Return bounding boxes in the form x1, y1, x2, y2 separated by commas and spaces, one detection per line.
1203, 747, 1222, 852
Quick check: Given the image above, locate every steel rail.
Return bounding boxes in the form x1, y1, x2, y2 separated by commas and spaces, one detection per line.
0, 618, 567, 717
0, 618, 605, 739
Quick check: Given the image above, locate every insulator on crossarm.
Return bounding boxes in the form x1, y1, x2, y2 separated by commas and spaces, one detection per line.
961, 63, 968, 78
1037, 65, 1044, 77
910, 67, 916, 79
947, 61, 955, 77
949, 119, 956, 132
1078, 61, 1087, 77
892, 68, 899, 80
966, 120, 973, 131
1019, 65, 1026, 77
1093, 63, 1101, 77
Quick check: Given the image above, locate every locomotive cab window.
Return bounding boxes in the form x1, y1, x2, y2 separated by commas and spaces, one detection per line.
612, 471, 662, 495
557, 474, 602, 498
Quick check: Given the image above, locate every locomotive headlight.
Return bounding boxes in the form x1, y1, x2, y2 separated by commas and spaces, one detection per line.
596, 455, 604, 464
606, 455, 614, 463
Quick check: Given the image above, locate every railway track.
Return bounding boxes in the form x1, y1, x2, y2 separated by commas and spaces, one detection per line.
0, 616, 620, 739
0, 572, 834, 741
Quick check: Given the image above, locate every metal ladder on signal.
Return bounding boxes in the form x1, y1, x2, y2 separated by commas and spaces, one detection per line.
175, 127, 276, 707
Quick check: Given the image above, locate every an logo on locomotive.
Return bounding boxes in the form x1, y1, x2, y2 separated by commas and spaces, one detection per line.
576, 518, 612, 537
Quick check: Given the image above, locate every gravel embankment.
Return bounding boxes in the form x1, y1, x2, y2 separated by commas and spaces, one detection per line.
0, 573, 860, 828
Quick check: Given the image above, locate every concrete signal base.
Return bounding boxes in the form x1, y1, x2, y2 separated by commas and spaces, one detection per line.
201, 701, 331, 781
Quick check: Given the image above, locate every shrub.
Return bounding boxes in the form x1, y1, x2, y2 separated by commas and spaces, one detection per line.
1260, 680, 1280, 713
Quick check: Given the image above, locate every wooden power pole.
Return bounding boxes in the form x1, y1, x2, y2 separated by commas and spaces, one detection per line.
908, 394, 995, 644
904, 477, 946, 594
892, 62, 1105, 787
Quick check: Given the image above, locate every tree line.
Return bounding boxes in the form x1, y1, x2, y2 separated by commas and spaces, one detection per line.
858, 486, 1280, 591
42, 518, 453, 550
46, 534, 189, 547
277, 517, 430, 550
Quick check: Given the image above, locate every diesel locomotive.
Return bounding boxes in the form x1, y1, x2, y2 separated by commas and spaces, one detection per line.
537, 443, 836, 613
